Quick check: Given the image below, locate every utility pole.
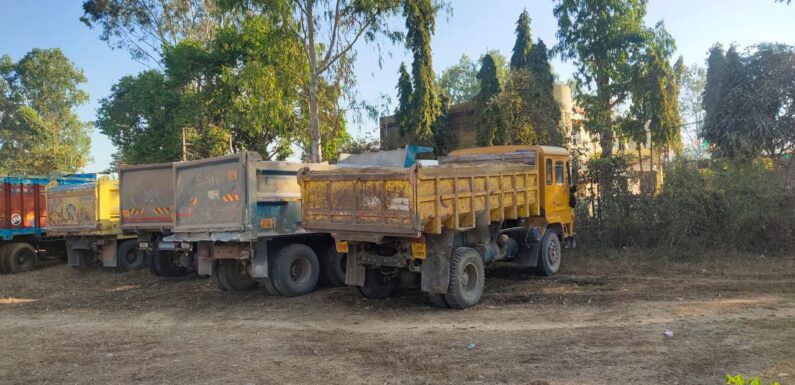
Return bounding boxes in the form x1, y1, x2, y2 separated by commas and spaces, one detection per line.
182, 127, 187, 161
228, 133, 233, 155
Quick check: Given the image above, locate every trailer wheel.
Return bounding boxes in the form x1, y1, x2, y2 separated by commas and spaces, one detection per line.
6, 243, 37, 273
428, 293, 450, 308
357, 268, 400, 299
0, 244, 13, 274
445, 247, 485, 309
321, 247, 347, 287
271, 244, 320, 297
117, 240, 143, 272
216, 261, 259, 291
151, 250, 187, 277
535, 230, 561, 277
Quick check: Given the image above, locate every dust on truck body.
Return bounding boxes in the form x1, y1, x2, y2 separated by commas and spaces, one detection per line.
0, 174, 94, 274
298, 145, 576, 308
46, 176, 141, 271
119, 163, 191, 277
168, 152, 345, 295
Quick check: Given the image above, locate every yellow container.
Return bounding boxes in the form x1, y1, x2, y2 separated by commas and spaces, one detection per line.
46, 176, 125, 237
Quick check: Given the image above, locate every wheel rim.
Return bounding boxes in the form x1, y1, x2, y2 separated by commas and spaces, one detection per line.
125, 250, 139, 264
548, 239, 561, 267
16, 250, 34, 267
461, 262, 479, 294
289, 257, 311, 284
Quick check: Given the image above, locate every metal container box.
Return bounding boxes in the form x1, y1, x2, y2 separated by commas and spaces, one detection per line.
120, 163, 174, 232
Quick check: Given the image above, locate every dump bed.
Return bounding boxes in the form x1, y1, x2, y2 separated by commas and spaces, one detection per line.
173, 152, 331, 241
298, 162, 540, 240
1, 175, 93, 240
119, 163, 174, 231
46, 176, 121, 235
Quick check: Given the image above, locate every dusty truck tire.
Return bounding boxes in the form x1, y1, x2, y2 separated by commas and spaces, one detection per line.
216, 261, 259, 291
6, 243, 37, 273
0, 244, 14, 274
535, 230, 562, 277
271, 244, 320, 297
445, 247, 485, 309
321, 247, 347, 287
357, 268, 400, 299
116, 240, 144, 272
151, 250, 187, 277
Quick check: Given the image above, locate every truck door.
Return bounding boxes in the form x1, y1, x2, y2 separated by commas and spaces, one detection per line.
543, 156, 572, 225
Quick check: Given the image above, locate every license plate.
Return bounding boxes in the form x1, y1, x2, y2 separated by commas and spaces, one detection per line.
335, 241, 349, 253
139, 242, 149, 249
260, 218, 274, 229
411, 242, 427, 259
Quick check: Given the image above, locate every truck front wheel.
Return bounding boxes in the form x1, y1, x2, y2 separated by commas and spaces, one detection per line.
271, 244, 320, 297
445, 247, 485, 309
357, 268, 399, 299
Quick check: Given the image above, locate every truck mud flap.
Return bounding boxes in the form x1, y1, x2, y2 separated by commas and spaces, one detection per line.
421, 232, 454, 294
345, 247, 366, 287
250, 240, 269, 279
102, 239, 118, 267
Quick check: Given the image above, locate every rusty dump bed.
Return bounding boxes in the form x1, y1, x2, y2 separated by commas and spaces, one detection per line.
298, 161, 540, 240
119, 162, 174, 231
172, 152, 332, 241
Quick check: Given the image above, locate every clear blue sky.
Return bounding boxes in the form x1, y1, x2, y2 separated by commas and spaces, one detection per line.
1, 0, 793, 171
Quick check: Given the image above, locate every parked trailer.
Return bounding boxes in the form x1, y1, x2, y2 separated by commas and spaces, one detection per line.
0, 175, 94, 274
46, 176, 141, 271
297, 145, 576, 308
119, 163, 192, 277
166, 152, 345, 295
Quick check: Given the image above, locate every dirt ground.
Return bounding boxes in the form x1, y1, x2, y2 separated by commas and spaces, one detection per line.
0, 249, 793, 385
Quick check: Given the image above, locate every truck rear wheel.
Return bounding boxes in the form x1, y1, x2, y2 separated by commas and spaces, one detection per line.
117, 240, 144, 272
151, 250, 187, 277
357, 268, 399, 299
0, 244, 13, 273
321, 247, 347, 287
271, 244, 320, 297
5, 243, 37, 273
445, 247, 485, 309
535, 230, 561, 277
216, 261, 259, 291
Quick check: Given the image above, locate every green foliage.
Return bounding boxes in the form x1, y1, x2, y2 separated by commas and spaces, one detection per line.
554, 0, 654, 158
475, 54, 505, 146
438, 54, 479, 103
396, 62, 413, 136
677, 61, 707, 159
0, 49, 91, 174
404, 0, 441, 142
702, 43, 795, 160
726, 374, 781, 385
510, 10, 532, 70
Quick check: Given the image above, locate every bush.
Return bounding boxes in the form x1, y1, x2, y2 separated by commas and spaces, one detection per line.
575, 158, 795, 254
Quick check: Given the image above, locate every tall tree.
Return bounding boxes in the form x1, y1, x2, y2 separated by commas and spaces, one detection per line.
475, 54, 505, 145
0, 49, 91, 174
438, 54, 478, 103
510, 10, 532, 70
404, 0, 441, 143
527, 38, 563, 146
554, 0, 653, 159
395, 62, 413, 136
80, 0, 219, 65
677, 62, 707, 158
701, 43, 725, 150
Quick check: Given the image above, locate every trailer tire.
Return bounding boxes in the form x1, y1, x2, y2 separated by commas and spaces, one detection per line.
271, 244, 320, 297
117, 240, 143, 272
445, 247, 485, 309
357, 268, 400, 299
216, 261, 259, 291
0, 244, 13, 274
428, 293, 450, 308
322, 248, 347, 287
5, 243, 37, 273
151, 250, 187, 277
535, 230, 561, 277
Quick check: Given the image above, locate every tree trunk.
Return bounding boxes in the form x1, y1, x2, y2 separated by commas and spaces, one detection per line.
637, 143, 644, 195
305, 0, 322, 163
649, 141, 654, 195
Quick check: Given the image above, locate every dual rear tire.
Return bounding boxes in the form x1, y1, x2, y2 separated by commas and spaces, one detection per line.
428, 247, 485, 309
0, 243, 37, 274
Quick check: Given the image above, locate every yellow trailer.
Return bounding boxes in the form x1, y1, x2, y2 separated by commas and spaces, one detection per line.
46, 176, 139, 270
298, 145, 576, 308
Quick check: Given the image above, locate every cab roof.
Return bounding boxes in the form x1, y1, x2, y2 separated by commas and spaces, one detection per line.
447, 145, 569, 157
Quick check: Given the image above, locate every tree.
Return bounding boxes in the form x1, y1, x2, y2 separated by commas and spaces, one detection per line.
475, 54, 505, 145
395, 62, 413, 136
404, 0, 441, 143
526, 38, 563, 146
677, 62, 707, 158
80, 0, 219, 65
510, 10, 532, 69
554, 0, 653, 159
438, 54, 478, 103
0, 49, 91, 174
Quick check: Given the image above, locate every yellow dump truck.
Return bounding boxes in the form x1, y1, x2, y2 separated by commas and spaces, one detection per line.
46, 175, 140, 270
298, 145, 576, 308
